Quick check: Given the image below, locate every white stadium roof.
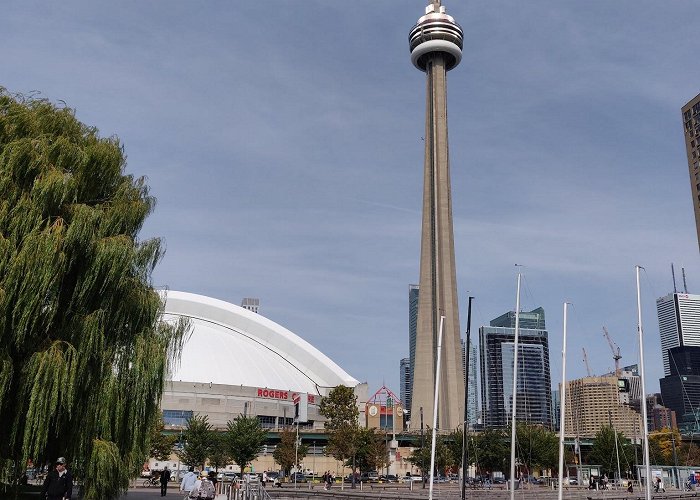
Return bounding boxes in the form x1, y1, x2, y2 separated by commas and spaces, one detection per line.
163, 291, 359, 395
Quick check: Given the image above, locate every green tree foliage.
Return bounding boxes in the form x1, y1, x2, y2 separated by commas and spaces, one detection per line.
445, 429, 465, 470
225, 416, 267, 473
407, 428, 454, 476
149, 416, 177, 461
471, 428, 509, 477
0, 89, 189, 499
589, 425, 635, 476
177, 415, 213, 470
207, 433, 232, 472
319, 386, 360, 485
515, 423, 559, 473
272, 427, 308, 476
355, 427, 388, 473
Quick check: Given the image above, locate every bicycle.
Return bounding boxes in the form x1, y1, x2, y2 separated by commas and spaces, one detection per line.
143, 476, 159, 487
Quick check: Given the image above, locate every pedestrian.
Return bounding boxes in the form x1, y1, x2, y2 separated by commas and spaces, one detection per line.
41, 457, 73, 500
655, 476, 664, 493
180, 466, 197, 499
160, 466, 171, 496
627, 481, 633, 493
188, 471, 216, 499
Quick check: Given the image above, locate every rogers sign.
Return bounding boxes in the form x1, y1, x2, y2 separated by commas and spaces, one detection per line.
257, 388, 315, 404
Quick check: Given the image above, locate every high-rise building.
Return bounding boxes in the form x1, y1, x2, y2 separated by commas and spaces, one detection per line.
462, 338, 478, 429
479, 308, 553, 428
407, 284, 419, 416
551, 389, 561, 432
659, 346, 700, 432
399, 357, 411, 426
656, 293, 700, 376
563, 376, 643, 439
647, 393, 677, 431
409, 0, 465, 430
490, 307, 545, 330
682, 93, 700, 250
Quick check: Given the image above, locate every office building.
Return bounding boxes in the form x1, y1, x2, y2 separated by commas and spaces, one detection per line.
647, 393, 677, 431
682, 93, 700, 250
479, 308, 553, 428
490, 307, 545, 330
409, 0, 466, 430
659, 346, 700, 432
551, 389, 561, 432
563, 376, 643, 440
407, 284, 419, 416
399, 357, 411, 427
462, 338, 479, 429
656, 293, 700, 376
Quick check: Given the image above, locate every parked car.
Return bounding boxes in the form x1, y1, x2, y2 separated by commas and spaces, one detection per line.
566, 477, 578, 485
493, 477, 506, 484
360, 471, 379, 482
383, 474, 399, 482
402, 474, 423, 482
290, 472, 307, 483
217, 472, 238, 482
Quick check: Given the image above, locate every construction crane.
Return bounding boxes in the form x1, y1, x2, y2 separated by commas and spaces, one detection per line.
582, 347, 592, 377
603, 326, 622, 376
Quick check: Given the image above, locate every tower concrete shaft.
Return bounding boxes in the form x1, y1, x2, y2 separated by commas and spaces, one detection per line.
408, 2, 464, 431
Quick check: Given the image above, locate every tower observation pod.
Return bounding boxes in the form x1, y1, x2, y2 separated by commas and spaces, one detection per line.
409, 2, 463, 72
408, 0, 466, 432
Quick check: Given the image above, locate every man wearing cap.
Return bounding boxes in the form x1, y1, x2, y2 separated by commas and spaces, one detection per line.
41, 457, 73, 500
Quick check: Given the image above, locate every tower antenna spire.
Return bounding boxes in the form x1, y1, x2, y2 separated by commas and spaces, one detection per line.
672, 263, 678, 293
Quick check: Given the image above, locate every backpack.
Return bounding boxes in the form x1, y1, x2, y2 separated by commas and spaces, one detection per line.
190, 479, 216, 499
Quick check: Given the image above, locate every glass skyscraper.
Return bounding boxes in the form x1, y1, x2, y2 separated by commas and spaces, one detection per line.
462, 338, 479, 428
656, 293, 700, 376
479, 307, 553, 428
407, 284, 419, 416
399, 357, 411, 427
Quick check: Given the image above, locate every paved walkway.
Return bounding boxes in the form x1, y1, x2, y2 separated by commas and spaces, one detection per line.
118, 484, 693, 500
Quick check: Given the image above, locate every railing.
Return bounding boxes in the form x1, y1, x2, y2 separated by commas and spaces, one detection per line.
223, 478, 272, 500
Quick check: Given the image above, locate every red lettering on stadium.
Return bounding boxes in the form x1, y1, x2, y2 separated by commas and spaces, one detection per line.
255, 388, 316, 404
257, 388, 289, 400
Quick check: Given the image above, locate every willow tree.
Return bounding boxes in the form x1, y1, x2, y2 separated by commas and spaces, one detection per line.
0, 89, 188, 499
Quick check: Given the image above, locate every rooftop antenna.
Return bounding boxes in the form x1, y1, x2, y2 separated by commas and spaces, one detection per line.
682, 267, 689, 294
672, 263, 678, 293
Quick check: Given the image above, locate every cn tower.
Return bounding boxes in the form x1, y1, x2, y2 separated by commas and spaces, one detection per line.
409, 0, 465, 431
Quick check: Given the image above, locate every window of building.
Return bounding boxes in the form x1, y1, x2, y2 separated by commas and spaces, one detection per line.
163, 409, 193, 427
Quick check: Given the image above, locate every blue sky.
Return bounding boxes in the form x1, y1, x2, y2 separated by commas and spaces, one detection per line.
2, 0, 699, 399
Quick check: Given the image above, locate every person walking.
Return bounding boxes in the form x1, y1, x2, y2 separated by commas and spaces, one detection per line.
180, 467, 197, 499
188, 471, 216, 499
41, 457, 73, 500
160, 466, 171, 496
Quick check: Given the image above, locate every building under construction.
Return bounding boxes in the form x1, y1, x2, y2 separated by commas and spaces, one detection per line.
563, 375, 643, 440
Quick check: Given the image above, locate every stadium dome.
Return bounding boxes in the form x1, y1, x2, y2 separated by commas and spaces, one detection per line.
163, 291, 359, 395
